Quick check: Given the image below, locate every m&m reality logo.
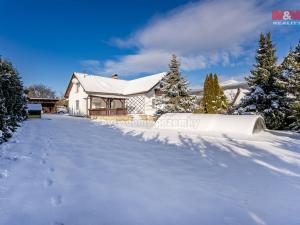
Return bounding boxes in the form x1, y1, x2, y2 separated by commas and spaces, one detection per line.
272, 10, 300, 25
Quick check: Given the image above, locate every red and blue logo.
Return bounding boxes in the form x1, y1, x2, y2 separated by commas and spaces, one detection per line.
272, 10, 300, 25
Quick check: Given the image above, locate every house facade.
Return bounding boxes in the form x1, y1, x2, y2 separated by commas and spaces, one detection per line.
64, 72, 165, 117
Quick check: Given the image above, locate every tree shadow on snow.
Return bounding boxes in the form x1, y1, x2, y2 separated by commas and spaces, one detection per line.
111, 125, 300, 180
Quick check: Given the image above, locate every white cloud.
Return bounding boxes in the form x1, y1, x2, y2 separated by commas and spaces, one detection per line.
126, 0, 267, 54
82, 0, 270, 75
79, 60, 102, 73
180, 55, 206, 71
102, 50, 171, 74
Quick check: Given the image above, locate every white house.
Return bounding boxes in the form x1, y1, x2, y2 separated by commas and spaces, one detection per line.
64, 72, 166, 117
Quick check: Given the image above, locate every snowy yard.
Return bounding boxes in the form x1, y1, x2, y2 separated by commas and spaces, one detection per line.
0, 115, 300, 225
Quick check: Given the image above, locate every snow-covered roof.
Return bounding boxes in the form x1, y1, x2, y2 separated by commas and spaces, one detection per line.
220, 79, 248, 89
123, 73, 165, 95
27, 104, 42, 111
220, 79, 242, 87
90, 94, 127, 99
70, 72, 166, 96
191, 79, 248, 95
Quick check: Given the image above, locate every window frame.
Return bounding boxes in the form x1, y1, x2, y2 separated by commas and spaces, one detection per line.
76, 100, 79, 110
154, 88, 162, 96
75, 84, 80, 93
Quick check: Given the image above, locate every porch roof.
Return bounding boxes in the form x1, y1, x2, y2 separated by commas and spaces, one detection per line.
89, 94, 127, 99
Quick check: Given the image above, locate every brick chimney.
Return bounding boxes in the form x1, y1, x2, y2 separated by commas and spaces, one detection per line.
111, 74, 118, 79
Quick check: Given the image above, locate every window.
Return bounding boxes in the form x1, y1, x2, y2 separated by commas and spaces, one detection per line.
154, 88, 162, 96
152, 99, 156, 108
76, 84, 80, 93
111, 99, 123, 109
76, 100, 79, 110
91, 98, 106, 109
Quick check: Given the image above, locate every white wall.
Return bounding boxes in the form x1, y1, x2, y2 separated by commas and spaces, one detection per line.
68, 81, 88, 116
128, 86, 158, 116
144, 88, 157, 115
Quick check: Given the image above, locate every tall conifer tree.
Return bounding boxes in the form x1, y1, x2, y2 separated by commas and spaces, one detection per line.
201, 73, 227, 113
155, 54, 195, 117
0, 57, 27, 142
281, 40, 300, 132
238, 32, 288, 129
0, 83, 9, 142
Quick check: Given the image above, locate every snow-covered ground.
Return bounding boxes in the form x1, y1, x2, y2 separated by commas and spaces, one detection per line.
1, 115, 300, 225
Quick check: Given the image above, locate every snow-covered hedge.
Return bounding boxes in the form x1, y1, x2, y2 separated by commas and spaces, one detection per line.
154, 113, 266, 135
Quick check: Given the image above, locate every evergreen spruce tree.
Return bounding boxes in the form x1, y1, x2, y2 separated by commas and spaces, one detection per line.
0, 87, 9, 143
238, 32, 288, 129
155, 54, 195, 117
201, 73, 227, 113
281, 41, 300, 132
0, 69, 12, 141
0, 57, 27, 140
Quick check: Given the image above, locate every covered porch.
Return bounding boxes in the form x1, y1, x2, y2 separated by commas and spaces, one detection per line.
88, 95, 128, 116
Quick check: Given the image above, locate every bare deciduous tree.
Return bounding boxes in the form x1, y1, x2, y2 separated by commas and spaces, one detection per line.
27, 84, 56, 99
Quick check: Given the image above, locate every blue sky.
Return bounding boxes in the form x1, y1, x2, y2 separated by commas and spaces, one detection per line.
0, 0, 299, 95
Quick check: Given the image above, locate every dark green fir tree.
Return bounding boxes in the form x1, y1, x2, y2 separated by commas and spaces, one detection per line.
155, 54, 195, 117
0, 57, 27, 142
281, 40, 300, 132
238, 32, 288, 129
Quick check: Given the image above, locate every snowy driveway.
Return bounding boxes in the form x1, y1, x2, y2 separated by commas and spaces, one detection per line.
0, 115, 300, 225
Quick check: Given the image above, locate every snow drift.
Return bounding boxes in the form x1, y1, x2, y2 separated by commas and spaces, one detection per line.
154, 113, 266, 135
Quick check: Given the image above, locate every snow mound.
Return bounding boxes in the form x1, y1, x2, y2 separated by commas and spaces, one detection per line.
154, 113, 266, 135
